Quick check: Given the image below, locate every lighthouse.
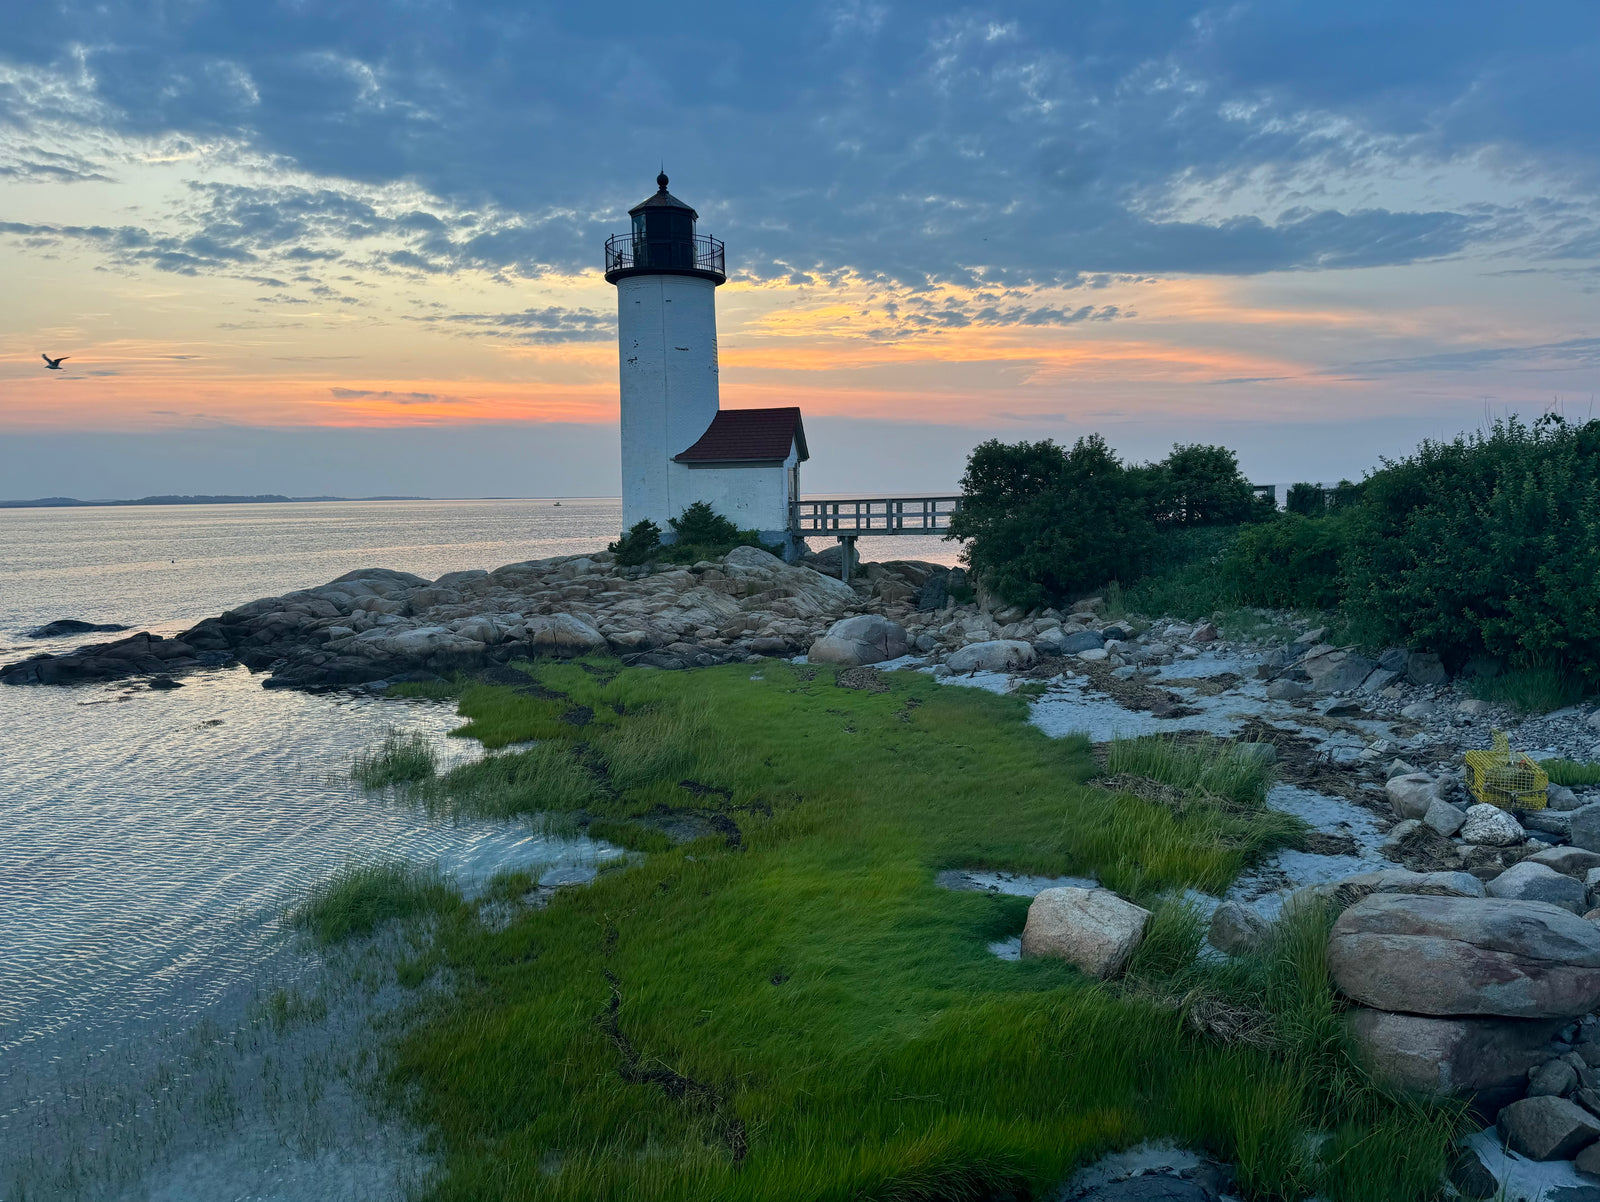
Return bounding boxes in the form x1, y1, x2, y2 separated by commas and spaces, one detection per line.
605, 172, 807, 555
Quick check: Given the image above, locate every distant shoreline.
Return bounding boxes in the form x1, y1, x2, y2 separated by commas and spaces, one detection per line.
0, 494, 429, 509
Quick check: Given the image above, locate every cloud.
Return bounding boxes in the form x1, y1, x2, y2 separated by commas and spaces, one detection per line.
415, 306, 615, 343
2, 3, 1595, 290
1337, 336, 1600, 375
328, 387, 464, 404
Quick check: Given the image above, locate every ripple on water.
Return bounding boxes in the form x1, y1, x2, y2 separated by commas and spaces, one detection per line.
0, 666, 613, 1199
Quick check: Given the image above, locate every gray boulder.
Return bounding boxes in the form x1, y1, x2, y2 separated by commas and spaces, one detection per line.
1527, 847, 1600, 878
1208, 901, 1269, 955
1407, 651, 1449, 686
1550, 784, 1584, 812
1461, 803, 1525, 847
523, 614, 607, 656
1423, 799, 1467, 838
1530, 1057, 1580, 1097
1290, 869, 1484, 917
1303, 650, 1379, 694
1346, 1009, 1562, 1099
1570, 804, 1600, 854
807, 615, 909, 667
1327, 894, 1600, 1018
1055, 629, 1105, 654
1498, 1095, 1600, 1160
1386, 773, 1441, 820
1020, 887, 1150, 978
946, 639, 1036, 674
1487, 862, 1589, 914
1266, 680, 1308, 701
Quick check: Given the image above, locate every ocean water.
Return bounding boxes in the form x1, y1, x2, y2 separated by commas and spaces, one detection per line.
0, 498, 962, 1199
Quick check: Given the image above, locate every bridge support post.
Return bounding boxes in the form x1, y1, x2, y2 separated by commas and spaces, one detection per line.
836, 535, 859, 584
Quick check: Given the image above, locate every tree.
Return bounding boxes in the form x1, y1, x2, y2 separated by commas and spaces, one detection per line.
1146, 443, 1265, 527
949, 436, 1154, 608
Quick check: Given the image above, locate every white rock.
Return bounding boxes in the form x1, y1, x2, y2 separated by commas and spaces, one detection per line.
1077, 648, 1109, 662
1401, 701, 1437, 720
1020, 887, 1150, 978
946, 639, 1036, 674
1461, 803, 1526, 847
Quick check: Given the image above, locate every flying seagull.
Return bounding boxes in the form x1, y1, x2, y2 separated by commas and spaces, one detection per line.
41, 354, 69, 370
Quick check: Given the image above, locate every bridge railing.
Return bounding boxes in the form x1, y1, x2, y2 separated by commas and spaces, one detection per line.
792, 496, 962, 536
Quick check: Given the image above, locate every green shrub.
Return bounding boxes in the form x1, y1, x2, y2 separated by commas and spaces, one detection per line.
668, 500, 741, 545
1120, 527, 1245, 618
1285, 482, 1324, 515
608, 519, 662, 566
1344, 415, 1600, 677
949, 436, 1155, 608
1220, 512, 1353, 610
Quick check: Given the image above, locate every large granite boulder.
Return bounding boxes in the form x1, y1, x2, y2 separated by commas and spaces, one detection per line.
1497, 1095, 1600, 1160
1346, 1009, 1563, 1102
1486, 862, 1589, 915
947, 639, 1036, 674
1021, 887, 1150, 978
523, 614, 607, 655
1288, 869, 1484, 917
1327, 895, 1600, 1018
807, 615, 909, 666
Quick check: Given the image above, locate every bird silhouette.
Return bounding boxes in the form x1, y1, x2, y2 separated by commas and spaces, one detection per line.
41, 354, 69, 370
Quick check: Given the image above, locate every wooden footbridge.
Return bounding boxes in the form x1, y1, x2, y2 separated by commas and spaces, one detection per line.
790, 496, 961, 580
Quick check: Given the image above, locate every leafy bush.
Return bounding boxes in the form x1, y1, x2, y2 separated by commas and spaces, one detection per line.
949, 436, 1155, 608
1146, 443, 1269, 527
1344, 416, 1600, 677
1221, 512, 1353, 610
1285, 482, 1324, 516
608, 518, 662, 566
668, 500, 741, 545
608, 504, 766, 567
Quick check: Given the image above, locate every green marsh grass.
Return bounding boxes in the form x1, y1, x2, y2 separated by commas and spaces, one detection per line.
352, 728, 438, 788
290, 860, 461, 945
364, 658, 1461, 1201
1104, 733, 1276, 807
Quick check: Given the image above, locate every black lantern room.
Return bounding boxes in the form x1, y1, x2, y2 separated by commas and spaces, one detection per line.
604, 172, 726, 285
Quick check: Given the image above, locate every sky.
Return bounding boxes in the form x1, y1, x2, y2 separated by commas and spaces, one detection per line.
2, 1, 1598, 498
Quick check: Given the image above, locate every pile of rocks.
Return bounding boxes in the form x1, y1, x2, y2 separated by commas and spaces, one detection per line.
0, 547, 882, 690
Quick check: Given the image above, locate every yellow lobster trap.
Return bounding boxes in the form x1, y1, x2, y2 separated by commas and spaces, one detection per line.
1465, 730, 1549, 811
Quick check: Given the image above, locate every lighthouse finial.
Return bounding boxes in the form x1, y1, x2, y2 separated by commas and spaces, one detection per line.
656, 168, 669, 192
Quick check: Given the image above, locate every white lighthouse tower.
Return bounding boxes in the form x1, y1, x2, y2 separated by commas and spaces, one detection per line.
606, 172, 807, 553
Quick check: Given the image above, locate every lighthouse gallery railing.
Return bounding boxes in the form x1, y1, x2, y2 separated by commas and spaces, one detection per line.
604, 232, 725, 276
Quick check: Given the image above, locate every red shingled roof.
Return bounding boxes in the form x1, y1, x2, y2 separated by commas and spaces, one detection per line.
674, 407, 809, 464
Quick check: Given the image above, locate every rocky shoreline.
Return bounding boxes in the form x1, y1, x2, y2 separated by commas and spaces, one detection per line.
12, 544, 1600, 1193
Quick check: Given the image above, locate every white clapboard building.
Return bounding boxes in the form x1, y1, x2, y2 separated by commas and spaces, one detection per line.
605, 173, 807, 555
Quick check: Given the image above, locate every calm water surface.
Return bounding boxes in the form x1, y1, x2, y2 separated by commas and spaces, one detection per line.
0, 498, 961, 1198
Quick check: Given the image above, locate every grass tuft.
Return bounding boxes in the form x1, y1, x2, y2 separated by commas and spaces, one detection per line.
1104, 733, 1276, 809
1466, 666, 1590, 714
352, 728, 437, 788
288, 859, 460, 945
1545, 759, 1600, 788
